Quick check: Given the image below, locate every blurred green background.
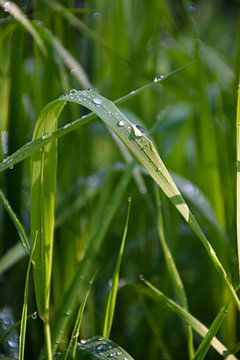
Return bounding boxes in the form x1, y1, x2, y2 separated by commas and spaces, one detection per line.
0, 0, 240, 359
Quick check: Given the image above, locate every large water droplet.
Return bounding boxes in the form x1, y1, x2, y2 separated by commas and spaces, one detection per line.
132, 124, 144, 138
31, 311, 38, 320
92, 98, 102, 105
117, 120, 125, 127
153, 75, 163, 82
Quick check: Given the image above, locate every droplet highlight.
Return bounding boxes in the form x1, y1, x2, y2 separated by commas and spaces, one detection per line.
92, 98, 102, 105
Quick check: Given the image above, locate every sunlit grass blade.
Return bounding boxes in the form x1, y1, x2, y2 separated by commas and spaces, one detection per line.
0, 189, 30, 253
18, 239, 36, 360
103, 197, 131, 339
155, 188, 194, 359
0, 1, 46, 55
141, 279, 236, 360
30, 101, 65, 359
74, 336, 134, 360
64, 273, 96, 360
193, 299, 232, 360
236, 76, 240, 280
51, 164, 133, 351
0, 242, 26, 276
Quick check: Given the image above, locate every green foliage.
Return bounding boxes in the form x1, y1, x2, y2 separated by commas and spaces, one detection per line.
0, 1, 239, 359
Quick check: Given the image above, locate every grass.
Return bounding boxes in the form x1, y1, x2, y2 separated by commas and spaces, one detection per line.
0, 1, 239, 359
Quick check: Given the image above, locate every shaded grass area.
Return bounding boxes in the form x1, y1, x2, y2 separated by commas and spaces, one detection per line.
0, 1, 239, 359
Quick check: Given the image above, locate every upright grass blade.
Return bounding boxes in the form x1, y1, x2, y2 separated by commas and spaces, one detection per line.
64, 273, 96, 360
103, 197, 131, 339
0, 0, 46, 55
74, 336, 134, 360
155, 188, 194, 359
0, 189, 30, 253
236, 76, 240, 280
18, 238, 36, 360
51, 164, 133, 352
141, 279, 236, 360
30, 100, 65, 359
193, 299, 232, 360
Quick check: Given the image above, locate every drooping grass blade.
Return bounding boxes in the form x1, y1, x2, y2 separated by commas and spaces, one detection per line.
141, 279, 236, 360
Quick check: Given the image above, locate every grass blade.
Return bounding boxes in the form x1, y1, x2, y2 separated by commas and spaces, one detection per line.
30, 100, 65, 359
141, 279, 236, 360
0, 189, 30, 253
155, 188, 194, 359
0, 242, 26, 276
193, 300, 232, 360
64, 273, 96, 360
0, 1, 46, 55
75, 336, 134, 360
59, 88, 239, 310
51, 164, 133, 351
18, 239, 36, 360
103, 197, 131, 339
236, 76, 240, 280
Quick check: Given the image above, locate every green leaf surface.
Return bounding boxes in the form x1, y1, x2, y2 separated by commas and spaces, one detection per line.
236, 76, 240, 280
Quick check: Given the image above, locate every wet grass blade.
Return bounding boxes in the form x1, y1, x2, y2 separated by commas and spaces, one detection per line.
236, 76, 240, 280
103, 197, 131, 339
0, 189, 30, 253
63, 273, 96, 360
75, 336, 134, 360
0, 63, 193, 174
30, 100, 65, 359
155, 188, 194, 359
58, 88, 239, 310
193, 300, 232, 360
141, 279, 236, 360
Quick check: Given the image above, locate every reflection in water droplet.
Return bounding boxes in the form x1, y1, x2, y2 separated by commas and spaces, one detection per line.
132, 124, 144, 138
117, 120, 125, 127
31, 311, 38, 320
92, 98, 102, 105
153, 75, 163, 82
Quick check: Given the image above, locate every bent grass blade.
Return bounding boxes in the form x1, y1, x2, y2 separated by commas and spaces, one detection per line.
141, 279, 236, 360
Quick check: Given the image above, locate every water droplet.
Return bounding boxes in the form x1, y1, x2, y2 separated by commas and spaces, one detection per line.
9, 164, 14, 170
130, 90, 136, 95
153, 75, 163, 82
92, 98, 102, 105
63, 123, 71, 129
139, 274, 145, 281
65, 311, 71, 316
70, 89, 77, 94
116, 351, 122, 355
132, 124, 144, 138
3, 1, 10, 12
124, 357, 129, 360
128, 196, 132, 203
117, 120, 125, 127
42, 132, 51, 139
8, 339, 17, 348
31, 311, 38, 320
80, 339, 86, 344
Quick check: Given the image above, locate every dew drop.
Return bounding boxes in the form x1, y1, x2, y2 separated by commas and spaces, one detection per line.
92, 98, 102, 105
130, 90, 136, 95
65, 311, 71, 316
42, 132, 51, 139
63, 123, 71, 129
80, 339, 86, 344
9, 164, 14, 170
153, 75, 163, 82
31, 311, 38, 320
132, 124, 144, 138
70, 89, 77, 94
117, 120, 125, 127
